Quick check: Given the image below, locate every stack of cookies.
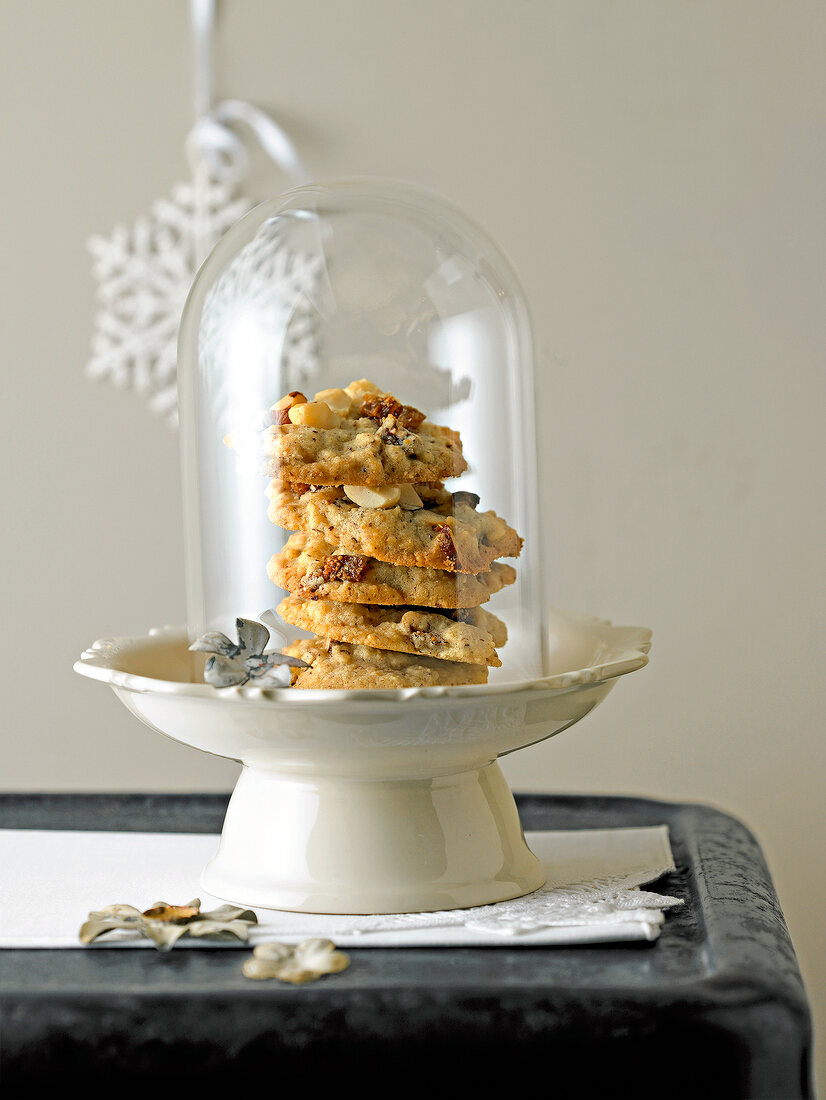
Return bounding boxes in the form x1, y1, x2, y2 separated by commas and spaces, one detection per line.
263, 379, 523, 689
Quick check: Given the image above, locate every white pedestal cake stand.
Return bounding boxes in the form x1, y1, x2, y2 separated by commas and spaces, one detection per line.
74, 609, 650, 915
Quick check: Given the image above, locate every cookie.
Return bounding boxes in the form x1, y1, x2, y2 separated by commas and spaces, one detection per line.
283, 638, 488, 690
278, 596, 507, 667
263, 378, 466, 486
269, 533, 517, 608
267, 482, 523, 574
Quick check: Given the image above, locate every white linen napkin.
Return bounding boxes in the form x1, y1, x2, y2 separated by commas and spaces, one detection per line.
0, 827, 682, 948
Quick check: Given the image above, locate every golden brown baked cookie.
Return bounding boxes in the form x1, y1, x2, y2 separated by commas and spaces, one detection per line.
263, 378, 466, 487
283, 638, 488, 689
267, 482, 523, 574
278, 596, 507, 666
269, 532, 517, 608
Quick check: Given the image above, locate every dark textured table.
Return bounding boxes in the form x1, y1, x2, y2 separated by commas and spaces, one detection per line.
0, 792, 813, 1098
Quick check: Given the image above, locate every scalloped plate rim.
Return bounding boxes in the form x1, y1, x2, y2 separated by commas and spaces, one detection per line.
73, 611, 651, 705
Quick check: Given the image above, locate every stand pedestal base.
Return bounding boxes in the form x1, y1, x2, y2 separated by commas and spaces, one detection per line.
202, 761, 546, 914
76, 618, 651, 914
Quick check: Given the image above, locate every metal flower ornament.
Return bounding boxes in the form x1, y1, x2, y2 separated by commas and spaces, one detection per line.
79, 899, 258, 951
242, 939, 350, 984
189, 616, 307, 688
79, 902, 350, 981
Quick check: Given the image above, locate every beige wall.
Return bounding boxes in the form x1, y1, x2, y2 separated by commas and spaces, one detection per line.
2, 0, 824, 1090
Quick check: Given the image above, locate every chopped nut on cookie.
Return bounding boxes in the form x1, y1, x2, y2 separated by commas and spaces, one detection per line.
343, 484, 402, 508
313, 387, 352, 415
270, 391, 307, 424
288, 400, 341, 428
261, 378, 465, 487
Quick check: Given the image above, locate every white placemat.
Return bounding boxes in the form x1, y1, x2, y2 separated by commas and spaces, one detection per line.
0, 827, 682, 948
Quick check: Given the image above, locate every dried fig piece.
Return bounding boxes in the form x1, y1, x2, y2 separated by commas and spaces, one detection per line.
321, 554, 370, 582
434, 523, 458, 568
397, 405, 426, 431
361, 394, 404, 421
361, 393, 426, 431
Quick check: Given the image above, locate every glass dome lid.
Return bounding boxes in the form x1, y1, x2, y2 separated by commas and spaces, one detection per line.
178, 178, 545, 687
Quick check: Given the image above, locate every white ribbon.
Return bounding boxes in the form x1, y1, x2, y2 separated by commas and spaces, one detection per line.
188, 100, 308, 185
187, 0, 308, 186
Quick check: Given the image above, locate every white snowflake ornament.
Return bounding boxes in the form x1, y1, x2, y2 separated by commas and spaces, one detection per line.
86, 179, 253, 425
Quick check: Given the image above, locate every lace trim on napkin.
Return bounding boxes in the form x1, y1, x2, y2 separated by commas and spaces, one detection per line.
261, 863, 683, 939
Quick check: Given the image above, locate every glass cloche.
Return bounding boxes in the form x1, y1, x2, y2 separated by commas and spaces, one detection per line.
78, 177, 650, 911
178, 178, 545, 687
